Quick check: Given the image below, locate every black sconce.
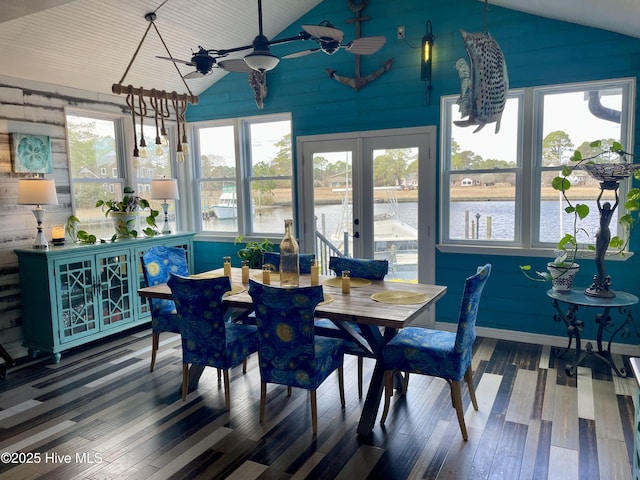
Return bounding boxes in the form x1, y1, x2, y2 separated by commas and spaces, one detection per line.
421, 20, 435, 104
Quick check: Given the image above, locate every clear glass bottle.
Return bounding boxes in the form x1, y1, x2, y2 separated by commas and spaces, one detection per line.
279, 219, 299, 287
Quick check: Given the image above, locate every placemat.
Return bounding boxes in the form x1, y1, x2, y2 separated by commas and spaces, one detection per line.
251, 272, 281, 283
370, 290, 430, 305
319, 293, 334, 306
224, 284, 246, 296
323, 277, 372, 288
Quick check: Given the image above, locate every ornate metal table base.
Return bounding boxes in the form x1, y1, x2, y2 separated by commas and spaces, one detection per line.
548, 288, 639, 377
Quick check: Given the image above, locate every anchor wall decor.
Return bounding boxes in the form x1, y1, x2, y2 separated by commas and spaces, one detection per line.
325, 0, 393, 91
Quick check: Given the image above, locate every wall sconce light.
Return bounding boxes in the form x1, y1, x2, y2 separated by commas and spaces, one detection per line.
17, 178, 59, 249
151, 178, 179, 234
421, 20, 435, 104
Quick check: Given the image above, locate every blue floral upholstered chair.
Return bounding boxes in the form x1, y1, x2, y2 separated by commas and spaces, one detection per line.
141, 245, 189, 372
248, 279, 345, 435
167, 274, 259, 409
315, 256, 389, 398
380, 264, 492, 441
262, 252, 316, 273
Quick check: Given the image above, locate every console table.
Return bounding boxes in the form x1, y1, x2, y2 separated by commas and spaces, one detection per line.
547, 288, 639, 377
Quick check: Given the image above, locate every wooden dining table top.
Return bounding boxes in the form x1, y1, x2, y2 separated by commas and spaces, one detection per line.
138, 267, 447, 329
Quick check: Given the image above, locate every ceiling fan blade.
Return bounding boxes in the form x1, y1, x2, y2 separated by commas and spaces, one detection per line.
183, 70, 208, 79
282, 48, 320, 59
347, 36, 387, 55
302, 24, 344, 43
156, 56, 194, 66
217, 58, 254, 74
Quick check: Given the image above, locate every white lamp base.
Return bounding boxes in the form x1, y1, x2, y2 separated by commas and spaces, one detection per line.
32, 207, 49, 249
161, 202, 171, 234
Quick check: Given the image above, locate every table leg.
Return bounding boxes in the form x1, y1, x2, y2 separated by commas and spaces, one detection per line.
356, 326, 396, 436
551, 299, 584, 376
593, 306, 636, 377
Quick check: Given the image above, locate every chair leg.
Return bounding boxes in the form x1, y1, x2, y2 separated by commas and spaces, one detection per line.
217, 368, 222, 384
242, 357, 248, 374
310, 390, 318, 435
150, 332, 160, 372
403, 372, 410, 393
379, 370, 394, 425
223, 369, 231, 410
259, 382, 267, 423
287, 386, 292, 397
181, 363, 189, 401
450, 380, 469, 441
357, 357, 363, 399
338, 366, 345, 407
464, 367, 478, 411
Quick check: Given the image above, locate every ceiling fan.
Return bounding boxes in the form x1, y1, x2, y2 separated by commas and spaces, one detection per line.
158, 0, 386, 78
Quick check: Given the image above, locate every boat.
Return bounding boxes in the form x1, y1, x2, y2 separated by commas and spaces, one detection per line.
329, 186, 418, 270
211, 189, 238, 220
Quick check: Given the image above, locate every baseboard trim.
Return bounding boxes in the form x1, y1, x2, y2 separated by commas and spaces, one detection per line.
434, 322, 640, 357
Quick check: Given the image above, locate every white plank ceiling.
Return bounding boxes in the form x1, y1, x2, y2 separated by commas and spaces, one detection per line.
0, 0, 637, 97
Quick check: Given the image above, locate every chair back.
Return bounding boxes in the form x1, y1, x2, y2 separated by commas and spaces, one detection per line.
248, 279, 324, 383
263, 252, 316, 274
453, 264, 492, 354
329, 256, 388, 280
167, 274, 231, 363
141, 246, 189, 316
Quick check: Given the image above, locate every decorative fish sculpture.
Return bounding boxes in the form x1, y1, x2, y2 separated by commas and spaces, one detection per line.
454, 30, 509, 133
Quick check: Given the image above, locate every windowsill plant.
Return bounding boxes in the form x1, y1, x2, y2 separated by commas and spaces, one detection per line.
520, 140, 640, 286
234, 236, 273, 268
95, 186, 160, 240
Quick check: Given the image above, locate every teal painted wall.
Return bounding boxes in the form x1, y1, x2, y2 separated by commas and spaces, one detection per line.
188, 0, 640, 344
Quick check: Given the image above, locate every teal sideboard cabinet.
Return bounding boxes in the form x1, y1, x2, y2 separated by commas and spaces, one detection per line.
14, 232, 194, 363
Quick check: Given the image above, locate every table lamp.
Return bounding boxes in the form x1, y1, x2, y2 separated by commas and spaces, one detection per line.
151, 178, 179, 234
17, 178, 59, 249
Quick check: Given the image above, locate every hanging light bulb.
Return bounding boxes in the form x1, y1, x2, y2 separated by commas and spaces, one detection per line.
160, 127, 169, 147
139, 137, 148, 158
154, 134, 163, 157
176, 143, 185, 164
181, 132, 189, 155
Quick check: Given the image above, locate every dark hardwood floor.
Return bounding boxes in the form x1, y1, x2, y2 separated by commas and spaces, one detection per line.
0, 329, 635, 479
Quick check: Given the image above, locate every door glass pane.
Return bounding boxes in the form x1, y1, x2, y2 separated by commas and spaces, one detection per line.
312, 151, 353, 264
373, 148, 419, 281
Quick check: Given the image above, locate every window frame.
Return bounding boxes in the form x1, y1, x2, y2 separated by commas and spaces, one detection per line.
192, 113, 293, 239
439, 77, 635, 257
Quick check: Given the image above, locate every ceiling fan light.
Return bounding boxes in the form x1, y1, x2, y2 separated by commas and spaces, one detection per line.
244, 50, 280, 72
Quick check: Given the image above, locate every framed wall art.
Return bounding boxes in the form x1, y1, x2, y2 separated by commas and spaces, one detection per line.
11, 133, 52, 174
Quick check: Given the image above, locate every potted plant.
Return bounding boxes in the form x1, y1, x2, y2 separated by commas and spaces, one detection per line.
96, 187, 160, 240
521, 140, 640, 292
234, 236, 273, 268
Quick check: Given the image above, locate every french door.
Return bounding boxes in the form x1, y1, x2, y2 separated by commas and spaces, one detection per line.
296, 127, 436, 286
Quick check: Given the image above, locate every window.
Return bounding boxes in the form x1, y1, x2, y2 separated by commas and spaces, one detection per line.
66, 112, 176, 238
441, 78, 634, 251
194, 114, 293, 237
66, 112, 126, 239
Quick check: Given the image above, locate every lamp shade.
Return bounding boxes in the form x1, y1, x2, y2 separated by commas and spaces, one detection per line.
151, 178, 179, 200
17, 179, 58, 205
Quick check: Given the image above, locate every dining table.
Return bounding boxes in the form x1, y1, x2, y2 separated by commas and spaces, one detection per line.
138, 267, 447, 436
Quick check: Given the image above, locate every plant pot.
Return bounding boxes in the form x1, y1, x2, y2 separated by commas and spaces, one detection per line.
110, 212, 139, 238
547, 262, 579, 292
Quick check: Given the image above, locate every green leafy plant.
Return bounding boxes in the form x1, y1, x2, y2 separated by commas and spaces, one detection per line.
234, 236, 273, 268
96, 187, 160, 240
65, 215, 100, 244
520, 140, 640, 281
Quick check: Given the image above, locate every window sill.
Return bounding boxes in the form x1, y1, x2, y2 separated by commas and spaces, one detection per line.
436, 244, 635, 261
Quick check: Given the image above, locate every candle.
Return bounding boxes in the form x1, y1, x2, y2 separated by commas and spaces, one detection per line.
223, 256, 232, 277
262, 264, 271, 285
51, 225, 65, 246
241, 260, 249, 284
310, 261, 319, 286
341, 270, 351, 294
